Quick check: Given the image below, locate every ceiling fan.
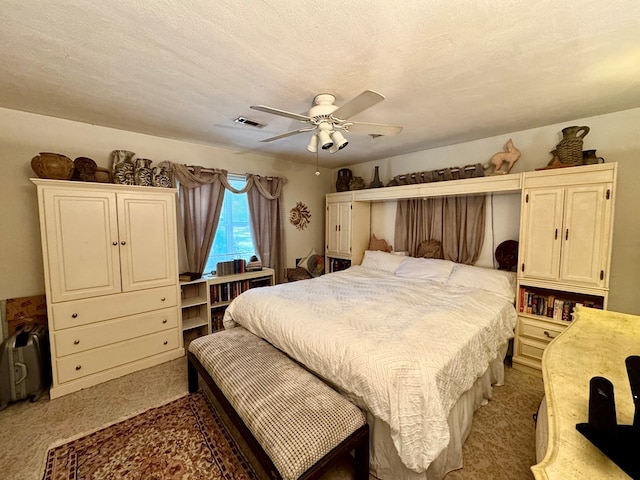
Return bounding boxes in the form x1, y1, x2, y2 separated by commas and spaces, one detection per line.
250, 90, 402, 154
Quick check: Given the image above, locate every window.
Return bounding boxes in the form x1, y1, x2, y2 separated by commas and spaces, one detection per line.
204, 176, 255, 274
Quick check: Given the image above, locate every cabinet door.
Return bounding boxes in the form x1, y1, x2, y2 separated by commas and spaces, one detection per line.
559, 184, 610, 286
43, 189, 121, 302
117, 192, 177, 292
337, 202, 352, 255
520, 187, 564, 281
326, 203, 340, 254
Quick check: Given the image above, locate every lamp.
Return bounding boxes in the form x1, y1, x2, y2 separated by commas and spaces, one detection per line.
306, 134, 318, 153
317, 129, 333, 150
328, 131, 348, 154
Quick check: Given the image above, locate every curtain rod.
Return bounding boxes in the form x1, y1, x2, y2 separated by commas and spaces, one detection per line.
184, 165, 274, 180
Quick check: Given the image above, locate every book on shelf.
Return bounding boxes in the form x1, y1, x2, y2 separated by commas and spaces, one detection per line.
518, 286, 602, 323
215, 259, 247, 276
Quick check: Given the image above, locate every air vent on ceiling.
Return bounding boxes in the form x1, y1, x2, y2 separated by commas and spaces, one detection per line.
234, 116, 266, 128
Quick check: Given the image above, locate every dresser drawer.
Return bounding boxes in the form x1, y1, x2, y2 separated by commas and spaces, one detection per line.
518, 317, 566, 344
516, 336, 549, 363
54, 307, 178, 357
52, 286, 178, 330
56, 329, 181, 384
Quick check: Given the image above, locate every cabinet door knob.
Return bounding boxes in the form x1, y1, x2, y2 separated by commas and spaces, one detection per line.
72, 313, 78, 318
73, 339, 80, 345
75, 365, 82, 371
112, 241, 118, 246
162, 319, 167, 324
161, 297, 166, 301
121, 240, 127, 245
543, 330, 556, 339
163, 340, 168, 345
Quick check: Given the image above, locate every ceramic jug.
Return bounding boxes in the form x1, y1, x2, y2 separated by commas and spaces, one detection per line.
555, 126, 590, 166
134, 158, 153, 186
369, 166, 384, 188
111, 150, 135, 185
582, 149, 605, 165
152, 165, 172, 187
336, 168, 352, 192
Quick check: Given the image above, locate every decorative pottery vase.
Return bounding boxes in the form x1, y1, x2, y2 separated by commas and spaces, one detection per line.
72, 157, 97, 182
111, 150, 135, 185
555, 126, 589, 166
94, 167, 112, 183
369, 166, 384, 188
152, 165, 172, 187
31, 152, 74, 180
348, 176, 365, 190
336, 168, 352, 192
134, 158, 153, 186
582, 149, 605, 165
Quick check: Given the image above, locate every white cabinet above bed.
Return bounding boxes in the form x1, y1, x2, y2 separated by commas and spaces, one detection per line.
325, 193, 370, 272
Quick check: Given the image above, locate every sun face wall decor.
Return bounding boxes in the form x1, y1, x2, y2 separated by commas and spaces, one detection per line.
289, 201, 311, 231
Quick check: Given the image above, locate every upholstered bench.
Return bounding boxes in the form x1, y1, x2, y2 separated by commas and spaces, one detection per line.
187, 327, 369, 480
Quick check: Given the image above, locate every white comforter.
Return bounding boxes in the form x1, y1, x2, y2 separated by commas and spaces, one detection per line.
223, 266, 516, 472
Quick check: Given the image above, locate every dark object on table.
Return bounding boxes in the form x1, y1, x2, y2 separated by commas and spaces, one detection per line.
72, 157, 97, 182
575, 356, 640, 479
31, 152, 74, 180
179, 272, 202, 282
495, 240, 518, 271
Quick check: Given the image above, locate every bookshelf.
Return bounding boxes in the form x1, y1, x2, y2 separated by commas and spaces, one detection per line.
208, 268, 275, 332
180, 278, 211, 335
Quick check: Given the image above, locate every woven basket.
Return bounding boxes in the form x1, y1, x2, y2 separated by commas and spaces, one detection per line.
555, 138, 584, 166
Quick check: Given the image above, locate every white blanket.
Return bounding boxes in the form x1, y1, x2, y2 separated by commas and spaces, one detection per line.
223, 266, 516, 472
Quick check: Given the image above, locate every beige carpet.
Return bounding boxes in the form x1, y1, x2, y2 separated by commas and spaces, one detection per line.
0, 357, 544, 480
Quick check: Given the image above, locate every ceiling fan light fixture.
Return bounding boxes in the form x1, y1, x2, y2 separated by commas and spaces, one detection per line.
306, 134, 318, 153
318, 129, 333, 150
331, 131, 348, 150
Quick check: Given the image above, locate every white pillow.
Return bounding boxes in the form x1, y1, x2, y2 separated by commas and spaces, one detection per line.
360, 250, 405, 273
395, 257, 456, 282
447, 263, 517, 301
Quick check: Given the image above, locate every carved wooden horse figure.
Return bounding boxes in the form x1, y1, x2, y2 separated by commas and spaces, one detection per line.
484, 139, 521, 175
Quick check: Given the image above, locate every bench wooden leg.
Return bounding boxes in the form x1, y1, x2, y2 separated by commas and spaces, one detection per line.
354, 425, 370, 480
187, 353, 199, 393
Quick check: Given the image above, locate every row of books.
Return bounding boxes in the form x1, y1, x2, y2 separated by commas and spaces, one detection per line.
210, 280, 251, 304
328, 257, 351, 273
519, 287, 601, 322
216, 259, 246, 276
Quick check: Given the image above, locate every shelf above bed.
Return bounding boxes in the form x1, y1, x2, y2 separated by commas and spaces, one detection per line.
348, 172, 522, 202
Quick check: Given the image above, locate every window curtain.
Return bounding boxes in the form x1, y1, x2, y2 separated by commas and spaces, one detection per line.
161, 162, 287, 282
395, 195, 486, 264
245, 175, 287, 285
160, 163, 227, 275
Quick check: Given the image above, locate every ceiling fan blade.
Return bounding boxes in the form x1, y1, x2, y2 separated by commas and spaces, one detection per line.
331, 90, 385, 120
260, 127, 316, 142
250, 105, 310, 122
348, 121, 403, 136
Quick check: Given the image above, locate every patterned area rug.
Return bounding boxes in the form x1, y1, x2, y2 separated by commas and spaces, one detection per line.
42, 391, 259, 480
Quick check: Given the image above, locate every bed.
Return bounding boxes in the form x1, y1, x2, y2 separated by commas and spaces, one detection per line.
220, 251, 517, 479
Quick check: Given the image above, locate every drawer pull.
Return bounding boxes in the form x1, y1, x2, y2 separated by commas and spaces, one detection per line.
161, 297, 166, 301
163, 340, 168, 345
543, 331, 556, 339
121, 240, 127, 245
73, 339, 80, 345
72, 313, 78, 318
112, 241, 118, 246
162, 319, 167, 324
75, 365, 82, 371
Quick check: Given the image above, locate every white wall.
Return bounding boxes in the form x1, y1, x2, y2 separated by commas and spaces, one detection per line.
337, 108, 640, 315
0, 108, 331, 300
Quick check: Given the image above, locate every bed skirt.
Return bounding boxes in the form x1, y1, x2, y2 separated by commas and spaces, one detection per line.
366, 342, 508, 480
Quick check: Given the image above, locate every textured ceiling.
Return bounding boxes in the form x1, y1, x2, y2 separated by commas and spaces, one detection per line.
2, 0, 640, 168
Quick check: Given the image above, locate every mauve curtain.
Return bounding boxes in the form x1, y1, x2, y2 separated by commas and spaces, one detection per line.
395, 195, 486, 264
160, 163, 227, 275
246, 175, 287, 284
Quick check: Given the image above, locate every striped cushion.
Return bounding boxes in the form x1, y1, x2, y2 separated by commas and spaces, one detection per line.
189, 327, 366, 480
